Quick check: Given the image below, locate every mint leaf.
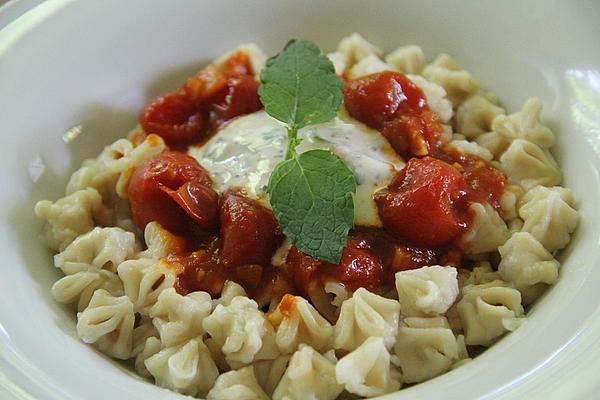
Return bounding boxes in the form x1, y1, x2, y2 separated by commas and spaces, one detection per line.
260, 39, 355, 264
258, 39, 343, 132
268, 150, 356, 264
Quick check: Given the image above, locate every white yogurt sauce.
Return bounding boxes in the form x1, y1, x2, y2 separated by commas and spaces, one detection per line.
188, 110, 404, 226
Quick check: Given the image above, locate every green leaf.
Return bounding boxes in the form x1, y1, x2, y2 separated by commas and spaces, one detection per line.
258, 39, 343, 132
267, 149, 356, 264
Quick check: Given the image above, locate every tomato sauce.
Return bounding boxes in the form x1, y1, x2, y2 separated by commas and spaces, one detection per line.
140, 50, 262, 148
130, 63, 507, 306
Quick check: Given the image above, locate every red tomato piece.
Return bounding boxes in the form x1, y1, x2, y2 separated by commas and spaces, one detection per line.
288, 238, 383, 294
207, 75, 262, 129
375, 157, 468, 247
161, 180, 219, 231
128, 151, 215, 234
219, 191, 282, 267
139, 91, 206, 146
327, 238, 383, 292
287, 247, 323, 295
344, 71, 428, 129
381, 110, 442, 157
183, 65, 229, 107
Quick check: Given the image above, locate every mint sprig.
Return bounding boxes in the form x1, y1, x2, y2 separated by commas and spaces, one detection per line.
259, 39, 356, 264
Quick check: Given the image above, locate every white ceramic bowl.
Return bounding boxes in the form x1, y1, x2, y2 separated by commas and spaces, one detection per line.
1, 1, 600, 399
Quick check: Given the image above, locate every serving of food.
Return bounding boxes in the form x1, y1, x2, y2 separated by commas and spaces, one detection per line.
33, 33, 579, 399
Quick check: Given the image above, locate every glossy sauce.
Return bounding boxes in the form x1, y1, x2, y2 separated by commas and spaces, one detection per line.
131, 62, 507, 305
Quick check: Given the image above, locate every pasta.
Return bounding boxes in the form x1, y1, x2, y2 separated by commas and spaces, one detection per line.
76, 289, 135, 359
499, 139, 561, 189
202, 296, 279, 367
421, 54, 480, 107
149, 288, 213, 347
457, 281, 524, 346
268, 294, 333, 354
336, 336, 401, 397
518, 186, 578, 252
347, 54, 393, 79
206, 366, 269, 400
337, 33, 383, 68
273, 345, 343, 400
455, 95, 505, 139
145, 337, 219, 397
54, 226, 137, 274
117, 258, 177, 314
394, 317, 466, 383
395, 266, 459, 317
385, 45, 426, 74
51, 268, 123, 311
34, 188, 109, 252
333, 288, 400, 351
498, 232, 559, 304
35, 34, 580, 399
459, 202, 510, 254
491, 98, 555, 149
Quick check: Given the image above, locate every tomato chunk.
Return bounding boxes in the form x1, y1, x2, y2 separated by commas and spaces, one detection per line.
288, 238, 383, 294
141, 49, 261, 147
219, 191, 282, 267
140, 91, 206, 146
162, 180, 218, 231
128, 151, 216, 234
344, 71, 428, 129
207, 75, 262, 128
381, 110, 442, 157
375, 157, 468, 247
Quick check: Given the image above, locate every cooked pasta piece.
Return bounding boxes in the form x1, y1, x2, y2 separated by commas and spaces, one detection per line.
499, 139, 561, 189
207, 366, 269, 400
273, 345, 343, 400
385, 45, 426, 74
347, 54, 394, 79
254, 355, 291, 397
456, 95, 505, 138
337, 33, 382, 68
268, 294, 333, 354
149, 288, 213, 347
395, 266, 459, 317
394, 317, 465, 383
336, 336, 401, 397
407, 74, 453, 123
203, 296, 279, 367
447, 139, 494, 160
213, 280, 247, 308
34, 188, 109, 252
499, 184, 524, 220
66, 135, 166, 201
457, 281, 524, 346
463, 261, 501, 286
117, 258, 177, 314
145, 337, 218, 397
333, 288, 400, 351
327, 51, 347, 75
421, 54, 480, 107
498, 232, 559, 304
137, 221, 187, 260
134, 336, 161, 378
132, 316, 159, 355
51, 269, 123, 311
76, 289, 135, 359
491, 98, 554, 149
475, 131, 513, 159
518, 186, 578, 252
460, 203, 510, 254
54, 226, 137, 274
